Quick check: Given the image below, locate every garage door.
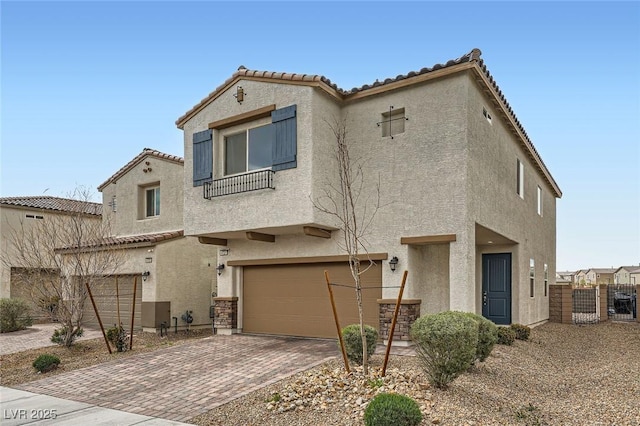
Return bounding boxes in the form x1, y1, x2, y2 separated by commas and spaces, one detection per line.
83, 275, 142, 331
243, 262, 382, 338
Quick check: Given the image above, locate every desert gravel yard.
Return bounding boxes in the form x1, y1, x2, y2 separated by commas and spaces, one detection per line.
190, 321, 640, 426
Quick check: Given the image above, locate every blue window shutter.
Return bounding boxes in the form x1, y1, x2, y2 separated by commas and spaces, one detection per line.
271, 104, 297, 171
193, 129, 213, 186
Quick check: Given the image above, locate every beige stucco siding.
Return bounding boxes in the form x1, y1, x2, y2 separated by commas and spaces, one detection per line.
183, 81, 319, 237
100, 157, 184, 237
465, 72, 557, 325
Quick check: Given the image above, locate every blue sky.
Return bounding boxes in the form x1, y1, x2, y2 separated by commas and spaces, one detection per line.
1, 1, 638, 271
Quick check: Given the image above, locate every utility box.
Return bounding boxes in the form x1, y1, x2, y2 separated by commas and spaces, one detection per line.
142, 301, 171, 329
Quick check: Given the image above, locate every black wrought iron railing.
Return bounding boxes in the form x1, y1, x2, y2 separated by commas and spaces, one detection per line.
203, 169, 275, 199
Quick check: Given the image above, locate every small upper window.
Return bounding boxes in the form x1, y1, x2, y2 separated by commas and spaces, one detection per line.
25, 214, 44, 220
380, 107, 406, 138
537, 186, 543, 216
225, 124, 273, 175
544, 263, 548, 297
517, 159, 524, 198
145, 186, 160, 217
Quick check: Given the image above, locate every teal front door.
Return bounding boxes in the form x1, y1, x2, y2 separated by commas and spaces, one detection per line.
482, 253, 512, 325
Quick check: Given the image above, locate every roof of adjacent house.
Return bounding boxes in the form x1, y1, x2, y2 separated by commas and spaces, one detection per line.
0, 196, 102, 216
615, 265, 640, 273
587, 268, 617, 274
175, 48, 561, 198
55, 230, 184, 253
97, 148, 184, 191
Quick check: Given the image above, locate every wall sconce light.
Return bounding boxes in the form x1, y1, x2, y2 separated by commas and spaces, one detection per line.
216, 263, 225, 276
234, 86, 245, 103
389, 256, 399, 272
142, 271, 150, 281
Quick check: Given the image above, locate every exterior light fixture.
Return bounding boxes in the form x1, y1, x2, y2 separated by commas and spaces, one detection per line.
389, 256, 399, 272
216, 263, 225, 276
142, 271, 150, 281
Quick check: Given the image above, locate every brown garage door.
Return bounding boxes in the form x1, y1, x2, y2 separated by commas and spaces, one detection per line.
83, 275, 142, 331
243, 262, 382, 338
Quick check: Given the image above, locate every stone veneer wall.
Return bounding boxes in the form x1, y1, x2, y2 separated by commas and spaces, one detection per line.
378, 299, 421, 343
213, 297, 237, 330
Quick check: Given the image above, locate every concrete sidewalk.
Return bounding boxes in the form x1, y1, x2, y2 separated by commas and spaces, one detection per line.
0, 387, 191, 425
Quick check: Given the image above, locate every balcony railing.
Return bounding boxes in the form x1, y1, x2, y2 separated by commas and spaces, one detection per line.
203, 169, 275, 199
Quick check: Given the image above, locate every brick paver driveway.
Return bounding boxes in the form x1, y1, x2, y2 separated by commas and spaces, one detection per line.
16, 334, 338, 422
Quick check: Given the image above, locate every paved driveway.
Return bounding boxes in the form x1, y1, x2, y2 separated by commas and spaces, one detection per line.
15, 334, 338, 423
0, 323, 103, 355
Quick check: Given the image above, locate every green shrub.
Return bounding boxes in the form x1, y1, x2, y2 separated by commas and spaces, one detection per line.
510, 323, 531, 341
106, 324, 128, 352
364, 393, 422, 426
339, 324, 378, 365
497, 327, 516, 345
0, 298, 33, 333
462, 312, 498, 362
51, 326, 83, 346
410, 311, 478, 389
32, 354, 60, 373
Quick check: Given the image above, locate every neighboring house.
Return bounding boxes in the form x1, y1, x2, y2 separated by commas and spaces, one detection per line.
614, 266, 640, 284
630, 269, 640, 286
574, 270, 588, 285
63, 148, 218, 332
0, 196, 102, 320
585, 268, 616, 285
175, 48, 562, 341
555, 273, 572, 285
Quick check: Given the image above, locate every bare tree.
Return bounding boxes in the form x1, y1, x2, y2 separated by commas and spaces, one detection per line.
2, 187, 124, 346
314, 117, 381, 375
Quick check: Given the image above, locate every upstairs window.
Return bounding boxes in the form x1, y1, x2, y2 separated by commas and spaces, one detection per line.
537, 186, 543, 216
381, 107, 406, 138
225, 124, 273, 175
517, 159, 524, 198
145, 186, 160, 217
544, 263, 549, 297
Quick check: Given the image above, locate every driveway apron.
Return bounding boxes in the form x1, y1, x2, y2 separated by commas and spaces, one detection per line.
15, 334, 338, 422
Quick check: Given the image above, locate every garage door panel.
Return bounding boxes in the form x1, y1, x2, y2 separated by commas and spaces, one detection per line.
243, 262, 382, 338
82, 275, 142, 331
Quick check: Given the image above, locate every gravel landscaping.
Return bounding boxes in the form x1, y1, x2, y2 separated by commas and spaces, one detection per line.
190, 321, 640, 426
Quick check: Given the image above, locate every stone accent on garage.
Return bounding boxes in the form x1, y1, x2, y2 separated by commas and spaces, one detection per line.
377, 299, 421, 346
213, 297, 238, 332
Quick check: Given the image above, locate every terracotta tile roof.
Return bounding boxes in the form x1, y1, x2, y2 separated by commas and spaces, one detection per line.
175, 49, 561, 198
55, 230, 184, 252
0, 196, 102, 216
98, 148, 184, 191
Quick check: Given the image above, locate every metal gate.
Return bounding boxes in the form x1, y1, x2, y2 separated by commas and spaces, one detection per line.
573, 287, 599, 324
607, 284, 637, 321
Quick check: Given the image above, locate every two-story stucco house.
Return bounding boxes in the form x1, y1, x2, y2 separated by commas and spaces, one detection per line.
0, 196, 102, 321
175, 49, 562, 341
585, 268, 616, 285
68, 148, 218, 332
614, 266, 640, 284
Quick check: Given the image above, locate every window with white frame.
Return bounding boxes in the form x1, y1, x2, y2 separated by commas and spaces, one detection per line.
224, 124, 273, 175
530, 258, 535, 297
145, 186, 160, 217
537, 186, 543, 216
544, 263, 548, 297
517, 159, 524, 198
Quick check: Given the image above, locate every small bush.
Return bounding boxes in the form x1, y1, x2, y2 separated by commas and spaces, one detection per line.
32, 354, 60, 373
0, 298, 33, 333
339, 324, 378, 365
106, 324, 128, 352
510, 323, 531, 341
497, 327, 516, 345
51, 326, 83, 346
462, 312, 498, 362
410, 311, 478, 389
364, 393, 422, 426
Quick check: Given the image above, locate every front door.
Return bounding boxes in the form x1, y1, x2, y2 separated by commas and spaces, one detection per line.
482, 253, 512, 325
